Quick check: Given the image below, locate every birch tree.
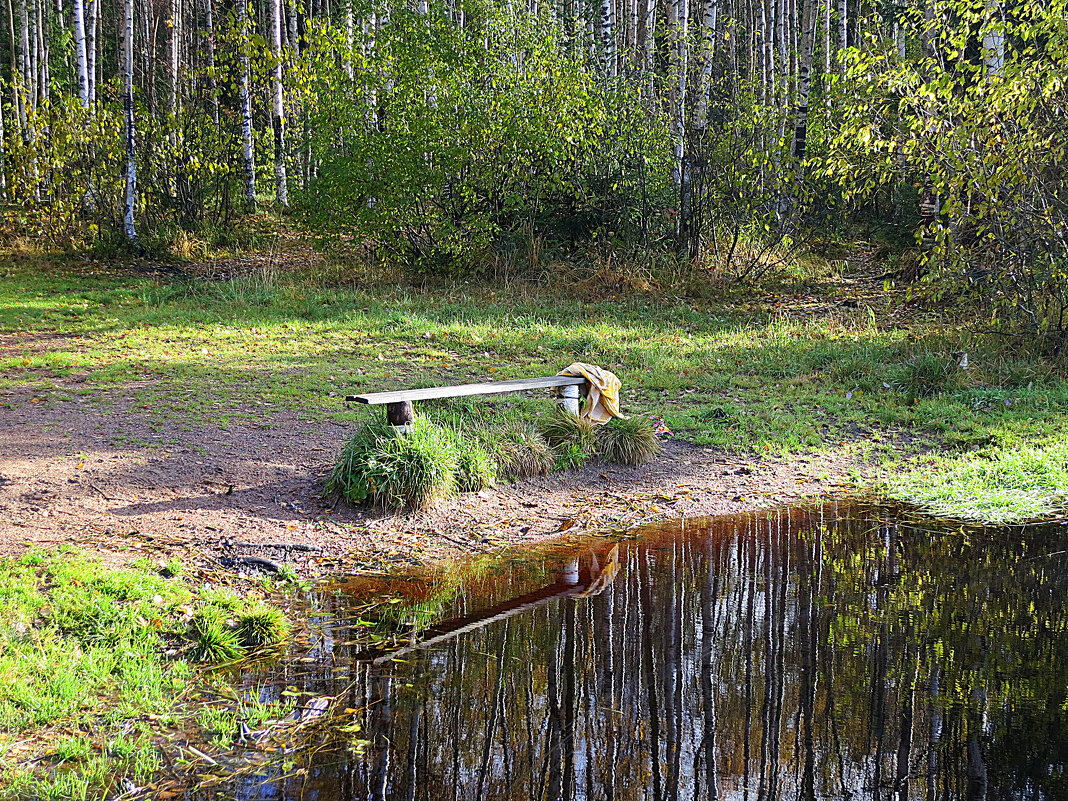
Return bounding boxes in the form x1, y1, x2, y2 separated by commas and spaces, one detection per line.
271, 0, 289, 206
238, 0, 257, 208
72, 0, 89, 108
122, 0, 138, 243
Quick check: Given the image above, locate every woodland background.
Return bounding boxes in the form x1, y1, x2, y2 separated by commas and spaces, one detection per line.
0, 0, 1064, 342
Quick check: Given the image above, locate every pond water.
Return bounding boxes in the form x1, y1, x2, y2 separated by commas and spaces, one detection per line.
190, 502, 1068, 801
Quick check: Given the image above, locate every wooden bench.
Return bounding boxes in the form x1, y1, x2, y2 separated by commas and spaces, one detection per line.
346, 375, 587, 429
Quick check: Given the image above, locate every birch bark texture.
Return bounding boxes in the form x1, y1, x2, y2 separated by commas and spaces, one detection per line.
271, 0, 290, 207
238, 0, 257, 208
122, 0, 137, 243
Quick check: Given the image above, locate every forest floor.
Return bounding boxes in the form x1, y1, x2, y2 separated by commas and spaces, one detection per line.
2, 244, 1068, 577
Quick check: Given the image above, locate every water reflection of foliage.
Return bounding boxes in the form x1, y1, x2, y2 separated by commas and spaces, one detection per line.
204, 505, 1067, 800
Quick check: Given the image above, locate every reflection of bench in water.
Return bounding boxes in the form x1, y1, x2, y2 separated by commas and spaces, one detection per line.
358, 545, 621, 666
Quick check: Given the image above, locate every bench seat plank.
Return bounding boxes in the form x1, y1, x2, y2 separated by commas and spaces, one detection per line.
347, 375, 586, 405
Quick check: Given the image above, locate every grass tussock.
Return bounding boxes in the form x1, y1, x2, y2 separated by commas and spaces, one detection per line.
597, 416, 662, 465
539, 408, 597, 452
492, 421, 556, 481
883, 440, 1068, 523
190, 609, 245, 663
236, 604, 292, 648
456, 445, 498, 492
325, 418, 460, 510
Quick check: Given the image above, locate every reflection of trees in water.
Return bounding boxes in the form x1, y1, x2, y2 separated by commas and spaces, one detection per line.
222, 506, 1068, 801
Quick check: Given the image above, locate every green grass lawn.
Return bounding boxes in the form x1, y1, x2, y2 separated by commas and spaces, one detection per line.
3, 255, 1068, 521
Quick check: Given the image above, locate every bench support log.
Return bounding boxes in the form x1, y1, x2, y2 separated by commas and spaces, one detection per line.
558, 384, 580, 416
386, 400, 414, 432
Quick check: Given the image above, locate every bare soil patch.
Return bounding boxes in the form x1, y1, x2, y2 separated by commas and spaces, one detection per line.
0, 384, 860, 577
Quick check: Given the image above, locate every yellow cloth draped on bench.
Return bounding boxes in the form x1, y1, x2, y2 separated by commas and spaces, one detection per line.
557, 363, 622, 424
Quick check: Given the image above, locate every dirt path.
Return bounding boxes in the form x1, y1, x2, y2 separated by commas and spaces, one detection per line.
0, 384, 860, 576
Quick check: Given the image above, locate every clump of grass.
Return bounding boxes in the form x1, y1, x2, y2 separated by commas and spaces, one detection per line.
539, 408, 597, 453
456, 445, 497, 492
883, 440, 1068, 523
596, 416, 661, 465
235, 604, 291, 649
493, 421, 556, 480
325, 418, 459, 510
189, 609, 245, 663
893, 352, 960, 401
555, 441, 589, 470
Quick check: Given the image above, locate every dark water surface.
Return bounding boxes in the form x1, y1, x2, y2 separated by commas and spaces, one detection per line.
194, 503, 1068, 801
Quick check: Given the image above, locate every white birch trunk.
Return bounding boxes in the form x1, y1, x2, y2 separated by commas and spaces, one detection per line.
86, 0, 96, 102
791, 0, 815, 159
695, 0, 718, 132
72, 0, 88, 108
122, 0, 137, 243
345, 0, 354, 80
201, 0, 219, 124
642, 0, 654, 94
270, 0, 289, 206
599, 0, 615, 76
287, 0, 298, 52
238, 0, 255, 208
836, 0, 846, 62
982, 0, 1004, 75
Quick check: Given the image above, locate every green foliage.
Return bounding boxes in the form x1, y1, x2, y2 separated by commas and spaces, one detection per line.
297, 5, 672, 271
596, 416, 661, 465
825, 0, 1068, 346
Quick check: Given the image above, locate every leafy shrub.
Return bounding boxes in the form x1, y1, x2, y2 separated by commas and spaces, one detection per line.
596, 417, 661, 465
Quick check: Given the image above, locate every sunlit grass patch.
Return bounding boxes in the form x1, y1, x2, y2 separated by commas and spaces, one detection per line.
883, 440, 1068, 523
0, 549, 293, 798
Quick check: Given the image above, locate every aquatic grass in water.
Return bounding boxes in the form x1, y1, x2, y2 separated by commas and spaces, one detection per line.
884, 440, 1068, 523
236, 604, 292, 648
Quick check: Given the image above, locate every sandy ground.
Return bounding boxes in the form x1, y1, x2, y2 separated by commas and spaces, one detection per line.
0, 382, 860, 576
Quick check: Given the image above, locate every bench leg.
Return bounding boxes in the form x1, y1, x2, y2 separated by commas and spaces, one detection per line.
558, 384, 581, 416
386, 401, 414, 433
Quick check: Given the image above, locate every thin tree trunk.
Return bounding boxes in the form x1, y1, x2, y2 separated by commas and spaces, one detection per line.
72, 0, 89, 107
270, 0, 289, 206
599, 0, 615, 76
695, 0, 718, 132
86, 0, 96, 102
791, 0, 815, 159
122, 0, 138, 243
201, 0, 219, 124
237, 0, 256, 208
